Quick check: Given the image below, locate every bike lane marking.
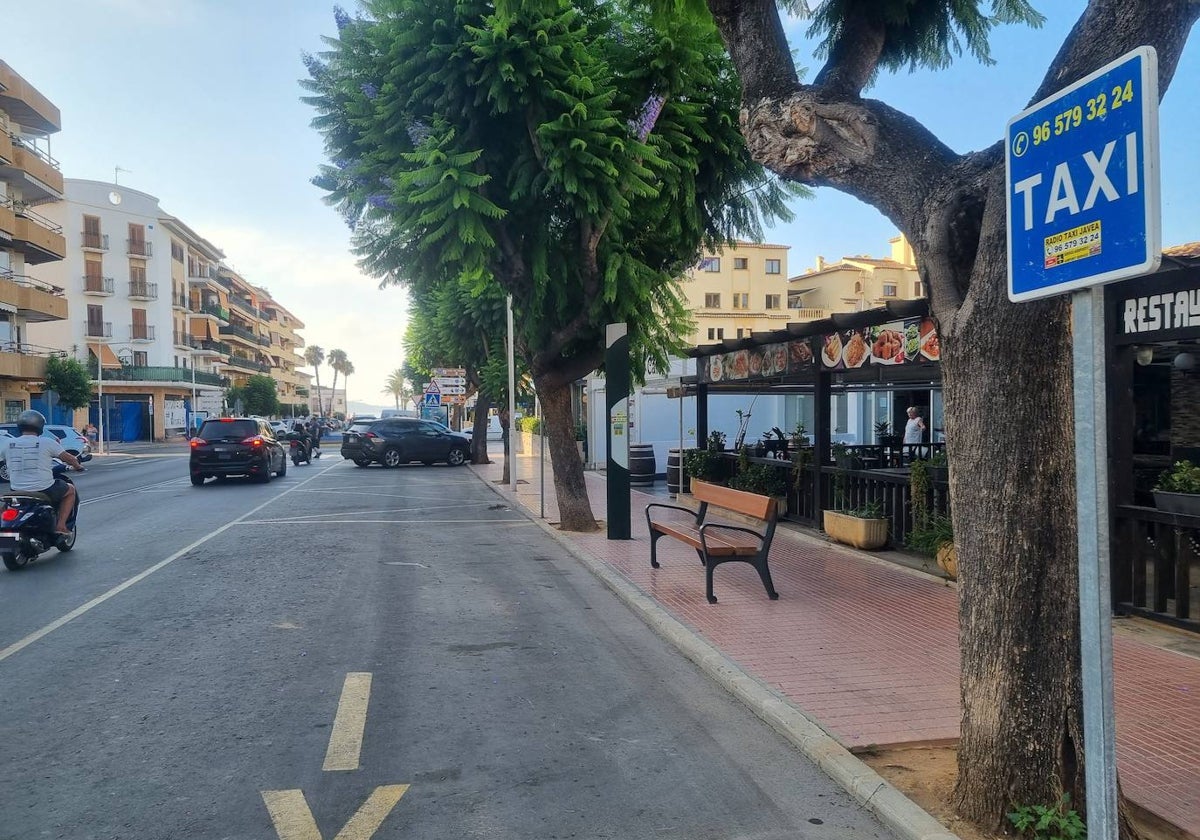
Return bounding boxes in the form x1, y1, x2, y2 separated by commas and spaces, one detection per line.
0, 460, 345, 664
322, 672, 373, 772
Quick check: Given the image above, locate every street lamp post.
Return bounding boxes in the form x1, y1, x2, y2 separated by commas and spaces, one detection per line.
95, 341, 105, 456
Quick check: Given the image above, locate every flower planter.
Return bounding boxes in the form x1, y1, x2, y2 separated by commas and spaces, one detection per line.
823, 510, 889, 550
1152, 490, 1200, 516
936, 541, 958, 579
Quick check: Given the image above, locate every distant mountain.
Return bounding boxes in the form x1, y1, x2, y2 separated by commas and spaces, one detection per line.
348, 400, 388, 417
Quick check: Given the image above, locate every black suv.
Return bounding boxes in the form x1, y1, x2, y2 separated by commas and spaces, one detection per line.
189, 417, 287, 485
341, 418, 470, 468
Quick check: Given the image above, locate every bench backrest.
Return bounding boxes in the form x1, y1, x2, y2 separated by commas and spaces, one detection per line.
692, 480, 777, 521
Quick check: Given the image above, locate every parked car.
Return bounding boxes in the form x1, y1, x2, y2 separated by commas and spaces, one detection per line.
341, 417, 470, 468
269, 420, 290, 436
0, 424, 92, 462
189, 417, 287, 485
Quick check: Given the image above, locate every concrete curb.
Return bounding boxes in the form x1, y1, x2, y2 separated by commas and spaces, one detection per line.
474, 469, 961, 840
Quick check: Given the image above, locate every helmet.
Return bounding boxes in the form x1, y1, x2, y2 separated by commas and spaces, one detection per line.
17, 409, 46, 435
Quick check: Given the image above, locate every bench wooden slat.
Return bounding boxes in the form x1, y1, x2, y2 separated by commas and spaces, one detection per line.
692, 480, 776, 521
649, 520, 760, 555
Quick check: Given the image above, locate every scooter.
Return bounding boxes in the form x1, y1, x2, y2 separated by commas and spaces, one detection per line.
0, 461, 81, 571
282, 431, 313, 466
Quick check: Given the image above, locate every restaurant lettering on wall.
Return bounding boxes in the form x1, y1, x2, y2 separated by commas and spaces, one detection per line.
1122, 287, 1200, 335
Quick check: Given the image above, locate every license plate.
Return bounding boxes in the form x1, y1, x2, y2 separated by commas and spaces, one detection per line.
0, 533, 17, 547
218, 453, 231, 460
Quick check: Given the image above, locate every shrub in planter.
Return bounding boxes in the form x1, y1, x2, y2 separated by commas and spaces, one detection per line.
728, 463, 788, 498
1153, 460, 1200, 515
823, 502, 889, 550
905, 513, 957, 578
684, 448, 727, 485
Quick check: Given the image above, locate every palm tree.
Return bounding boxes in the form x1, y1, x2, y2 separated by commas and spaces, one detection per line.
327, 348, 348, 417
341, 360, 355, 418
383, 369, 406, 409
304, 345, 325, 414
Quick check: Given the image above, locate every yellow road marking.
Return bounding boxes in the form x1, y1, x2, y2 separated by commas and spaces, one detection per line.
261, 785, 408, 840
322, 673, 373, 772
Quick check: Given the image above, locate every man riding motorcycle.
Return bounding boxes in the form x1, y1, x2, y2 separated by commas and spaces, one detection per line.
2, 410, 84, 536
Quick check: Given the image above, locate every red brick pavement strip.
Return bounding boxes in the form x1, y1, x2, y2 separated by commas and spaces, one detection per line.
478, 458, 1200, 838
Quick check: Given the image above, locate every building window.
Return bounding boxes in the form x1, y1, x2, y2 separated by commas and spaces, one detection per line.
733, 257, 748, 270
704, 293, 721, 308
171, 240, 184, 262
765, 259, 781, 274
765, 294, 781, 310
5, 400, 25, 422
736, 328, 746, 339
707, 328, 716, 341
82, 215, 102, 249
732, 293, 749, 309
133, 351, 148, 366
882, 284, 897, 297
87, 304, 104, 337
854, 281, 863, 294
914, 281, 924, 296
717, 328, 725, 339
700, 257, 720, 272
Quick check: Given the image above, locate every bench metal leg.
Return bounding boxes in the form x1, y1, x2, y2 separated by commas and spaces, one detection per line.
649, 530, 662, 569
705, 553, 718, 604
753, 552, 780, 600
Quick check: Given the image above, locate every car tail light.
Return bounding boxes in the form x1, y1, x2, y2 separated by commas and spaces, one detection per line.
243, 436, 264, 447
364, 432, 378, 440
190, 438, 208, 448
1, 508, 18, 523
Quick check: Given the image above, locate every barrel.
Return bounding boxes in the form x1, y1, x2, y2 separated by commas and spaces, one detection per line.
629, 443, 656, 487
666, 448, 686, 496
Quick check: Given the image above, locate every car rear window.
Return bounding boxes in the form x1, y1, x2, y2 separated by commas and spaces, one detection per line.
199, 419, 258, 440
348, 422, 376, 434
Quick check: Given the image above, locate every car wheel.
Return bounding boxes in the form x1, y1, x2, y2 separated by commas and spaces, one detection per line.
353, 458, 372, 468
381, 447, 403, 468
447, 447, 468, 467
257, 464, 273, 484
190, 474, 205, 486
277, 456, 287, 478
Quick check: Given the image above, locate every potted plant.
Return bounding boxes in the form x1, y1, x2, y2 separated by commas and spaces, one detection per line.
1153, 460, 1200, 516
707, 430, 727, 452
925, 450, 949, 484
790, 421, 809, 450
684, 447, 727, 490
823, 502, 890, 550
729, 461, 789, 515
875, 420, 901, 449
906, 513, 957, 579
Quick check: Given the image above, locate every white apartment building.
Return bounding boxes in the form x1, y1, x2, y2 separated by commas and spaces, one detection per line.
34, 179, 225, 439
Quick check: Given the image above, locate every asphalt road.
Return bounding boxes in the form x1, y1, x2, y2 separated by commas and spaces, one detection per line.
0, 453, 895, 840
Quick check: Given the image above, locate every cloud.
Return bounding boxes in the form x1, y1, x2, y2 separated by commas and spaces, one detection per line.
189, 221, 410, 403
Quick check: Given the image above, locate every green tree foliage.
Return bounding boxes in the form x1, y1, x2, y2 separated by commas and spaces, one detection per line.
304, 345, 325, 413
303, 0, 799, 528
242, 375, 281, 417
382, 368, 408, 408
43, 356, 93, 410
327, 348, 349, 416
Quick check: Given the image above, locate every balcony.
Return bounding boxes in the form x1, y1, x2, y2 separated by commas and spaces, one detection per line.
296, 387, 309, 397
0, 138, 64, 201
0, 343, 62, 380
127, 239, 152, 258
129, 324, 156, 343
187, 266, 222, 290
0, 61, 62, 133
0, 271, 66, 321
83, 276, 115, 296
84, 321, 113, 340
173, 330, 198, 349
81, 232, 109, 252
172, 292, 187, 311
225, 355, 270, 373
220, 322, 259, 344
192, 302, 230, 322
196, 339, 231, 358
0, 196, 14, 239
229, 295, 259, 317
128, 281, 158, 300
787, 306, 831, 321
257, 335, 272, 347
94, 365, 224, 387
0, 131, 11, 166
13, 204, 65, 263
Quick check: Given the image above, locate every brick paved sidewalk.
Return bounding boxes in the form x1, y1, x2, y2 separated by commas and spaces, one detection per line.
476, 454, 1200, 837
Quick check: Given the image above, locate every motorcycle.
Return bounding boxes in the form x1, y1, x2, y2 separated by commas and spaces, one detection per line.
282, 431, 313, 466
0, 461, 81, 571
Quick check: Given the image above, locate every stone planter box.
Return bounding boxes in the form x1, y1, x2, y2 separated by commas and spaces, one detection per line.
1152, 490, 1200, 516
823, 510, 889, 550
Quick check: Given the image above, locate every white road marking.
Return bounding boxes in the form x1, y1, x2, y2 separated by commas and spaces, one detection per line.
322, 673, 373, 772
236, 519, 533, 526
0, 461, 343, 664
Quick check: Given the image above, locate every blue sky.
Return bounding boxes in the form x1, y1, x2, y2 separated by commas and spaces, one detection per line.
4, 1, 1197, 402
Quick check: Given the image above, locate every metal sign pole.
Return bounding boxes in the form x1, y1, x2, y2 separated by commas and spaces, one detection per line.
537, 394, 545, 519
507, 295, 518, 494
1072, 287, 1118, 840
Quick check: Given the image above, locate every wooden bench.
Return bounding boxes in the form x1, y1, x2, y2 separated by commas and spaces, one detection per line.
645, 481, 779, 604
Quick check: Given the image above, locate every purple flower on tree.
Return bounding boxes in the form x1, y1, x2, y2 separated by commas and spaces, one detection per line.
367, 193, 395, 211
333, 6, 351, 31
302, 52, 327, 80
360, 82, 379, 100
629, 93, 667, 141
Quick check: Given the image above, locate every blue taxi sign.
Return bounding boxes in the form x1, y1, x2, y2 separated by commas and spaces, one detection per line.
1006, 47, 1160, 302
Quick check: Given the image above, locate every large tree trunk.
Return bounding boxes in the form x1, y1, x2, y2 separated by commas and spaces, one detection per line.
936, 174, 1094, 831
471, 391, 492, 465
535, 374, 598, 532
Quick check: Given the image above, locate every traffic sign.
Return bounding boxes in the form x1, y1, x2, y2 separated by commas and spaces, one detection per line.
423, 380, 441, 395
424, 392, 441, 407
433, 376, 466, 387
437, 385, 466, 395
1006, 46, 1160, 302
432, 367, 466, 377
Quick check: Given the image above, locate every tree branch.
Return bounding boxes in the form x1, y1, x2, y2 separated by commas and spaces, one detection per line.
813, 12, 887, 97
706, 0, 800, 101
1032, 0, 1199, 107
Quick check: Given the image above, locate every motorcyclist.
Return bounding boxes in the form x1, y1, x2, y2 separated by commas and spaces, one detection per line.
290, 420, 313, 460
2, 410, 84, 536
306, 416, 323, 458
